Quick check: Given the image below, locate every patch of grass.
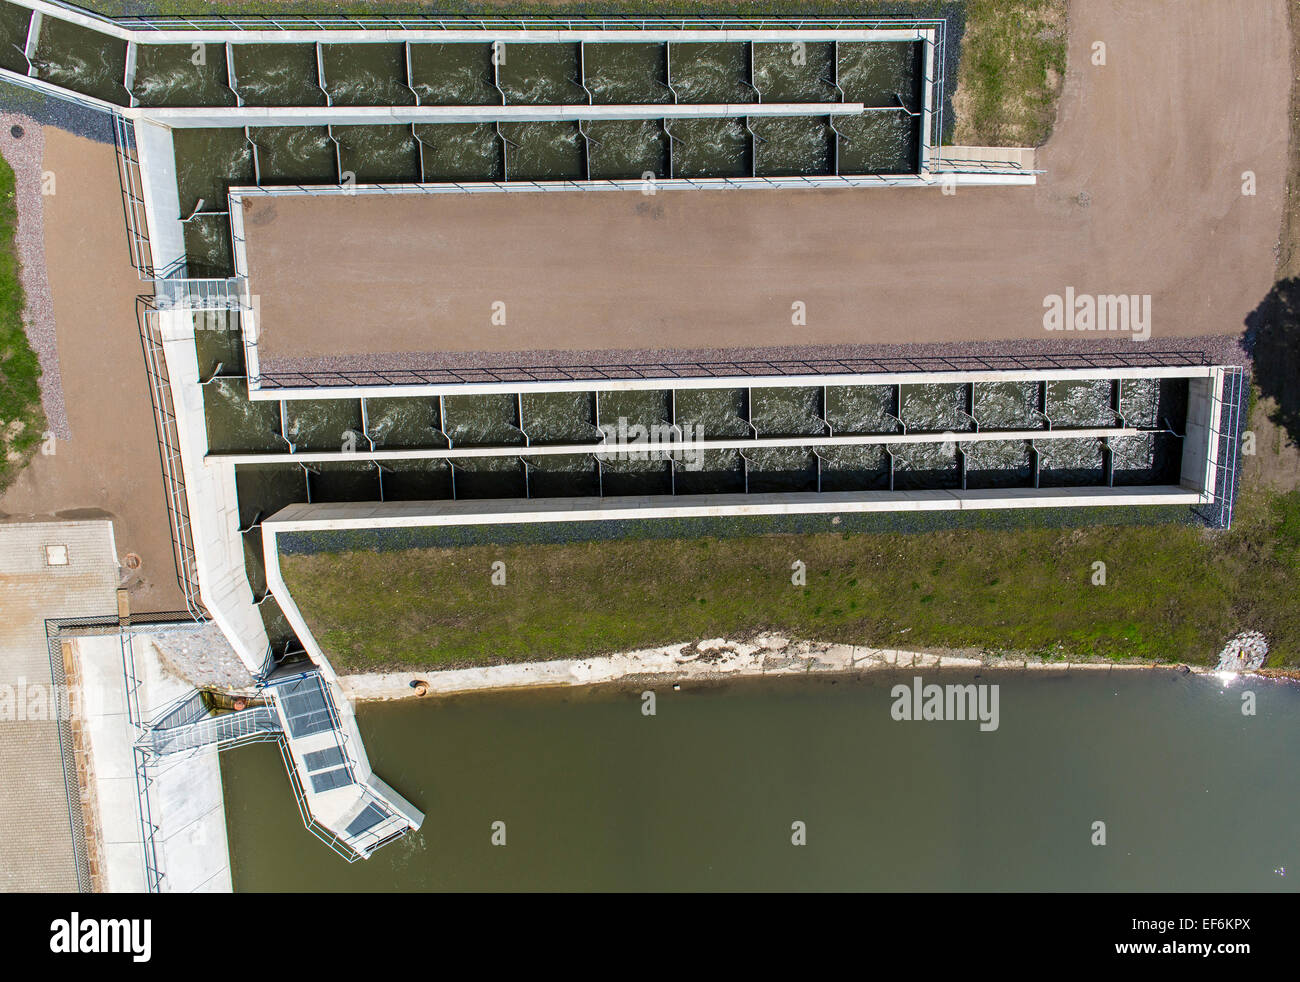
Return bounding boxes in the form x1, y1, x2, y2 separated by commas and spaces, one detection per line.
951, 0, 1067, 147
0, 154, 44, 491
282, 482, 1300, 673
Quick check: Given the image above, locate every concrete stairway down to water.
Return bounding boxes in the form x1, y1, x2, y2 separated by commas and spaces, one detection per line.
262, 671, 423, 860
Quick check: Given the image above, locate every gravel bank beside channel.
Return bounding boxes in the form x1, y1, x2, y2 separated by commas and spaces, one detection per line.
0, 112, 68, 440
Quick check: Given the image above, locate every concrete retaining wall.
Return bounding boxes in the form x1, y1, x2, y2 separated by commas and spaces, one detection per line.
157, 309, 271, 676
261, 486, 1208, 538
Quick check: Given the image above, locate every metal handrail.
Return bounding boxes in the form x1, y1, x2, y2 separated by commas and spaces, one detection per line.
138, 305, 208, 620
81, 8, 947, 32
256, 350, 1213, 392
1193, 366, 1246, 530
112, 113, 153, 276
120, 631, 164, 892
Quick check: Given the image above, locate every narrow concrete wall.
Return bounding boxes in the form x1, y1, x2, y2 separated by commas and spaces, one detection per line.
149, 102, 866, 128
156, 309, 271, 675
263, 485, 1207, 534
133, 118, 184, 270
208, 424, 1187, 466
10, 3, 935, 44
1180, 373, 1217, 494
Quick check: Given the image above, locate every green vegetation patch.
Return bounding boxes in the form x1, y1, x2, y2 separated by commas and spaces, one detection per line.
952, 0, 1067, 147
0, 154, 44, 491
280, 482, 1300, 673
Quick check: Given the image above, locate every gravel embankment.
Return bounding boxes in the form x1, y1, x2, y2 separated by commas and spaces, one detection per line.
0, 112, 68, 439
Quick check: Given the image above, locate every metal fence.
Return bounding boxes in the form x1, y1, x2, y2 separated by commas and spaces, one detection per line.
275, 738, 367, 863
138, 301, 208, 619
119, 629, 165, 892
95, 8, 948, 34
112, 112, 154, 276
1194, 365, 1248, 530
42, 617, 106, 894
257, 348, 1214, 391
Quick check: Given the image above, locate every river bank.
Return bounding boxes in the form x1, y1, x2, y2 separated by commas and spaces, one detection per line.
336, 635, 1284, 703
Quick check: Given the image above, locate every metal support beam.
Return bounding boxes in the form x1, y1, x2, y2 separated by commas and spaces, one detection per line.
23, 12, 41, 77
403, 40, 418, 104
226, 42, 242, 106
315, 39, 330, 106
124, 40, 138, 108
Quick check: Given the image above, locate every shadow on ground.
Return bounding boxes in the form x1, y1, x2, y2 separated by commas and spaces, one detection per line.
1243, 278, 1300, 445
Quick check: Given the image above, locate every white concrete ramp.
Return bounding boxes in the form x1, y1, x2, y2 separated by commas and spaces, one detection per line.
264, 671, 422, 860
936, 145, 1038, 172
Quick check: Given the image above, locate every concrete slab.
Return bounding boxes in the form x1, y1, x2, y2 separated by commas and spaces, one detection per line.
0, 520, 117, 892
71, 633, 233, 893
71, 634, 233, 894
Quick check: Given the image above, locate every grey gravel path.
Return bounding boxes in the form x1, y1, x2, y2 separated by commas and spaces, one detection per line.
0, 112, 70, 439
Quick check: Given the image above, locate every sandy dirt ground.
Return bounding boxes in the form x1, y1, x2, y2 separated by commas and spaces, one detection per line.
1243, 394, 1300, 490
244, 0, 1289, 375
0, 127, 184, 614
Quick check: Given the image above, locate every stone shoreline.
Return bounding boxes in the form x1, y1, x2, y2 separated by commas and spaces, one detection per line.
337, 635, 1277, 703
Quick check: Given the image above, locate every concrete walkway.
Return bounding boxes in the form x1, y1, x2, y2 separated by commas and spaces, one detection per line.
0, 520, 118, 892
70, 633, 233, 893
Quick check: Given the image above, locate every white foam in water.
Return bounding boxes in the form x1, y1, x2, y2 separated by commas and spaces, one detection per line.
674, 388, 750, 439
751, 387, 824, 437
901, 382, 969, 433
442, 395, 525, 447
522, 392, 600, 444
974, 381, 1041, 430
285, 400, 363, 453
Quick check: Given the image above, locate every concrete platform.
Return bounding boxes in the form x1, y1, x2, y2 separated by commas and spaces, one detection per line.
71, 632, 233, 893
0, 520, 118, 892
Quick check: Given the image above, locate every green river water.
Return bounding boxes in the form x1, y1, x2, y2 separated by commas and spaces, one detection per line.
221, 671, 1300, 891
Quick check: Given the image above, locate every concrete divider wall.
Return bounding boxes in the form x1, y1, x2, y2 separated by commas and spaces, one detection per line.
246, 361, 1191, 402
264, 486, 1208, 536
11, 2, 938, 44
1180, 373, 1217, 494
156, 309, 271, 676
205, 424, 1181, 466
132, 118, 184, 270
147, 102, 869, 128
